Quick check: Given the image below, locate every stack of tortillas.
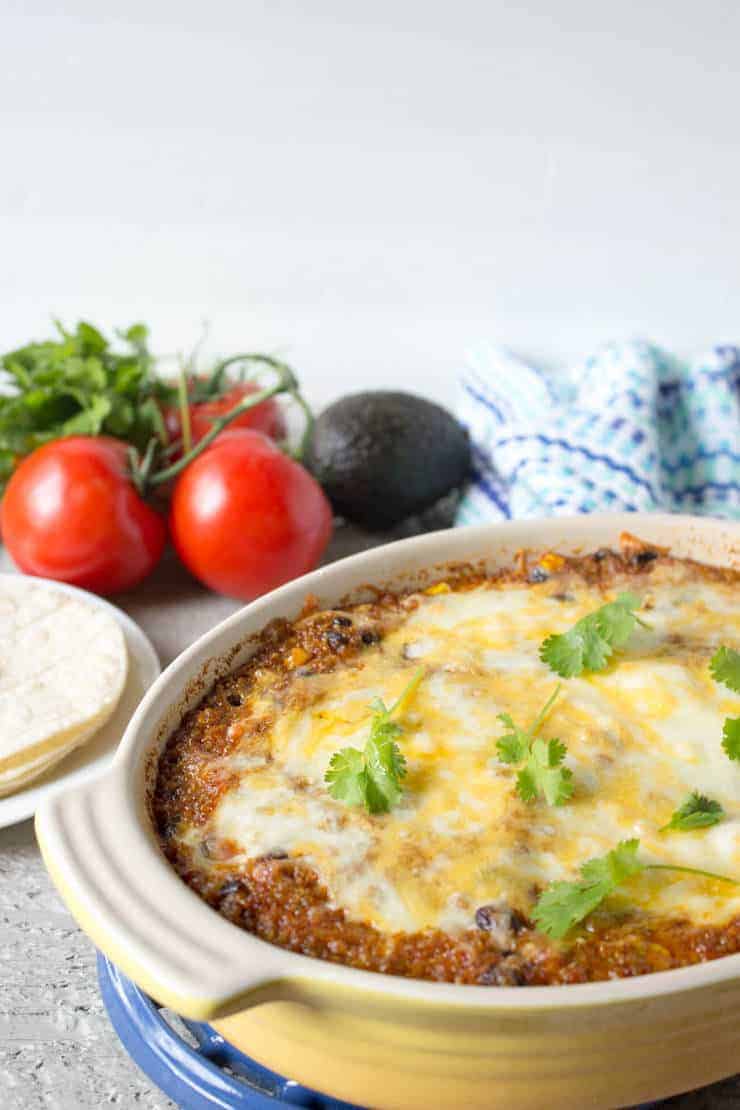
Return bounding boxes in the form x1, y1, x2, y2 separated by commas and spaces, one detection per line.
0, 575, 128, 797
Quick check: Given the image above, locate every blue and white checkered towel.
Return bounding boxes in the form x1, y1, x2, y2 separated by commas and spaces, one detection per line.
456, 340, 740, 525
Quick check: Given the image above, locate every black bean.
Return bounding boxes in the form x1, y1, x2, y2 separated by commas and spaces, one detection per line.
479, 957, 527, 986
200, 837, 240, 861
475, 905, 497, 931
361, 629, 379, 645
528, 566, 549, 583
593, 548, 611, 562
226, 693, 242, 707
509, 909, 527, 933
475, 905, 527, 935
633, 550, 658, 566
218, 879, 244, 898
332, 615, 353, 628
326, 630, 349, 651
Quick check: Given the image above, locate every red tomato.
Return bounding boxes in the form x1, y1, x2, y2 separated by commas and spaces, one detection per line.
1, 437, 166, 594
164, 381, 285, 447
170, 430, 332, 600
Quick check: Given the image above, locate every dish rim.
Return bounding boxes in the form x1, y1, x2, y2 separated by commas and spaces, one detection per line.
36, 512, 740, 1018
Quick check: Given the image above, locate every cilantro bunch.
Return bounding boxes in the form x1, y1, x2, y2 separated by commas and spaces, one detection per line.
0, 321, 172, 485
325, 669, 424, 815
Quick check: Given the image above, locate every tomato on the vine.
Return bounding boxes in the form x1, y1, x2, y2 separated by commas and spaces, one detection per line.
163, 380, 285, 448
169, 429, 332, 601
0, 437, 167, 594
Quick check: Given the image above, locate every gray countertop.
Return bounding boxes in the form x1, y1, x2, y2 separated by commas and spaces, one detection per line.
1, 533, 738, 1109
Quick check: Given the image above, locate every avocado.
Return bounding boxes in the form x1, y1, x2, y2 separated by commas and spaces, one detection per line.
304, 391, 471, 531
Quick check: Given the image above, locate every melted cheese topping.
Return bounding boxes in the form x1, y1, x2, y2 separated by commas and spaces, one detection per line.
183, 572, 740, 936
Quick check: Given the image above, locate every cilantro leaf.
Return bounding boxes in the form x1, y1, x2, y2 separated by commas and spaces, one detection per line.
532, 839, 738, 939
324, 748, 368, 807
514, 765, 539, 804
595, 594, 645, 647
325, 670, 422, 815
710, 646, 740, 694
660, 792, 725, 832
722, 717, 740, 762
540, 592, 645, 678
494, 686, 572, 806
495, 713, 529, 764
539, 631, 585, 679
363, 708, 407, 811
523, 738, 574, 807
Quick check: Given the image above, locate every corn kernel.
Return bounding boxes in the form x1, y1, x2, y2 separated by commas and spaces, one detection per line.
425, 582, 451, 596
287, 646, 310, 668
540, 552, 565, 573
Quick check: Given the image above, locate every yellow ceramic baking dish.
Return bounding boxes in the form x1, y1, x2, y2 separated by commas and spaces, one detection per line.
36, 513, 740, 1109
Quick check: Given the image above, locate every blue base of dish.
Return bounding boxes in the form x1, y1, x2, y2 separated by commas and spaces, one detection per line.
96, 953, 358, 1109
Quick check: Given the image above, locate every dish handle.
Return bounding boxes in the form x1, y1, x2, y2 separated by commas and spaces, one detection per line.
35, 770, 289, 1021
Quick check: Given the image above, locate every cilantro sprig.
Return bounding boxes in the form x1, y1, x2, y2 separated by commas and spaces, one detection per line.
495, 685, 573, 806
660, 792, 725, 833
532, 838, 737, 938
540, 592, 648, 678
709, 646, 740, 762
325, 669, 424, 815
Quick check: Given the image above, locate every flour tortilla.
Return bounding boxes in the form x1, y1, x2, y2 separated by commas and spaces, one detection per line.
0, 744, 79, 797
0, 576, 128, 793
0, 711, 114, 797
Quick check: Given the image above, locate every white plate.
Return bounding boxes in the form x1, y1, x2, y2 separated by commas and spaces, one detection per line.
0, 576, 160, 829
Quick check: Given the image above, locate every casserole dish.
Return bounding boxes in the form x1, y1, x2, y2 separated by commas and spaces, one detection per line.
36, 513, 740, 1109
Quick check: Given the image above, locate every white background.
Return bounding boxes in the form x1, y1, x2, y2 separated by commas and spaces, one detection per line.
2, 0, 740, 408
